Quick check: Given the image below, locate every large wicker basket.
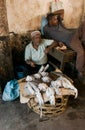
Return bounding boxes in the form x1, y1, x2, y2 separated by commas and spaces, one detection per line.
19, 72, 76, 117
27, 94, 69, 117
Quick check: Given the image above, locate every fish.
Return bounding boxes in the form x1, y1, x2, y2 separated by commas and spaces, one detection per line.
51, 76, 78, 98
46, 87, 55, 105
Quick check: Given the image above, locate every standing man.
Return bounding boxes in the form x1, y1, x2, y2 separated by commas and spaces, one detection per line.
43, 13, 85, 84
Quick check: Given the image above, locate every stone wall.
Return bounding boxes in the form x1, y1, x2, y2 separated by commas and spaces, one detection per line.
6, 0, 84, 33
0, 0, 14, 92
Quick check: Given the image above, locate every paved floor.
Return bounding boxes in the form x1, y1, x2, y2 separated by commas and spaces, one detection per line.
0, 78, 85, 130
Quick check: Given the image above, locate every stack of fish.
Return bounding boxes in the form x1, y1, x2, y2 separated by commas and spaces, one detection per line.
24, 65, 78, 106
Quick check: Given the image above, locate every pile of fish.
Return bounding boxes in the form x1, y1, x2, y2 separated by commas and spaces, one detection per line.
24, 65, 78, 106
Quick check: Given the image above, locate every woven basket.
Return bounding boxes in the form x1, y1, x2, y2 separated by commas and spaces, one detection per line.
27, 95, 69, 117
19, 72, 75, 117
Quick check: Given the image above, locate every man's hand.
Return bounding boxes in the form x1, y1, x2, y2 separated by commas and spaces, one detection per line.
30, 61, 35, 67
44, 48, 50, 54
56, 42, 67, 50
59, 42, 65, 47
26, 60, 36, 67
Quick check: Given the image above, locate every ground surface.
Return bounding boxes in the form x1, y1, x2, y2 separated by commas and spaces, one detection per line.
0, 77, 85, 130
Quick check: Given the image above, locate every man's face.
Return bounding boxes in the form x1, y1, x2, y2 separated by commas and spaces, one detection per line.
32, 34, 41, 46
50, 15, 58, 26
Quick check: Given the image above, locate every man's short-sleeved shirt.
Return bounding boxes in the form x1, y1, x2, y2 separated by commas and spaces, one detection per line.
44, 24, 76, 46
25, 39, 53, 65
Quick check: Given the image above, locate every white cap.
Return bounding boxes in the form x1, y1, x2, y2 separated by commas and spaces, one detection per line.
31, 31, 41, 38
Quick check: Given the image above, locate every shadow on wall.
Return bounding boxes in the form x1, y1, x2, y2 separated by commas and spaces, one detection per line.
9, 32, 34, 79
9, 32, 31, 65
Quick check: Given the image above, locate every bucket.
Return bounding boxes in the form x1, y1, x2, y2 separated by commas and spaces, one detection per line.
15, 66, 28, 79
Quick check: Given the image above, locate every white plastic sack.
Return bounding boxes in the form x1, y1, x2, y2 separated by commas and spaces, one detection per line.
50, 0, 63, 13
2, 79, 19, 101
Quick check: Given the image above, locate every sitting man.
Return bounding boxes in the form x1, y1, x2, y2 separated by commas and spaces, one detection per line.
43, 12, 85, 83
25, 30, 58, 74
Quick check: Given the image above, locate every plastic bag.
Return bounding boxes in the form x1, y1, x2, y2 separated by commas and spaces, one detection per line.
2, 79, 19, 101
40, 16, 48, 35
50, 0, 63, 13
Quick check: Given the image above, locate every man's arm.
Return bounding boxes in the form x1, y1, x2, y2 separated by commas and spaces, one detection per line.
25, 44, 36, 67
44, 41, 58, 54
53, 9, 64, 20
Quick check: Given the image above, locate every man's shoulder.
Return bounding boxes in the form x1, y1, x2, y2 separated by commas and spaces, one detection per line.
26, 42, 32, 48
44, 24, 49, 29
43, 24, 50, 34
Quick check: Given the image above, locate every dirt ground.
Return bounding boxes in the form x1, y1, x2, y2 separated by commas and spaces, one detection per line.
0, 76, 85, 130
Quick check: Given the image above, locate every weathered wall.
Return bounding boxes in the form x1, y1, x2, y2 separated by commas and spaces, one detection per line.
0, 0, 14, 91
63, 0, 84, 28
6, 0, 84, 33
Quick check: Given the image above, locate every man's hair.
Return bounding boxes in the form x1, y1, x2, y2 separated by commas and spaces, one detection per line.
46, 13, 57, 21
46, 13, 63, 24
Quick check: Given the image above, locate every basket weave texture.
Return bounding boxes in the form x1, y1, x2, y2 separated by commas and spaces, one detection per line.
27, 95, 69, 117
